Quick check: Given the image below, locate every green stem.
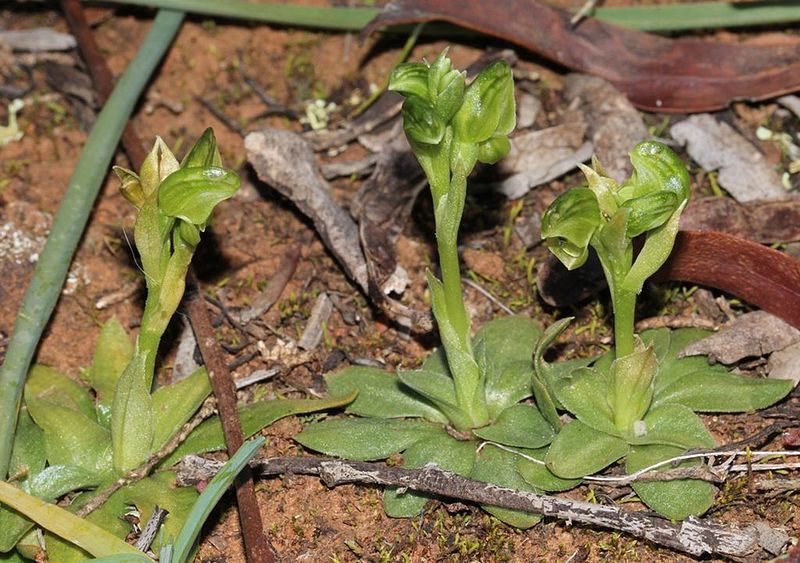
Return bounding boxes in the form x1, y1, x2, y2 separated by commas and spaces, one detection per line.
612, 289, 636, 359
434, 168, 470, 350
0, 9, 184, 480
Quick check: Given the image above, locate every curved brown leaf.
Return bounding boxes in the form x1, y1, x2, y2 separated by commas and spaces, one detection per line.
363, 0, 800, 112
655, 231, 800, 329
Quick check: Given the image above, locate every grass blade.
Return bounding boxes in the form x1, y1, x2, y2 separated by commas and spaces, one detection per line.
169, 437, 266, 562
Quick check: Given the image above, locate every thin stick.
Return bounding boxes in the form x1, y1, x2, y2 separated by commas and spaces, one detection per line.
186, 278, 277, 563
174, 454, 780, 559
76, 397, 217, 517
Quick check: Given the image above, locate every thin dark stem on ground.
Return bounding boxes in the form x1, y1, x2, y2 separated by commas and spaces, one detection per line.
60, 0, 149, 169
186, 277, 277, 563
174, 455, 786, 560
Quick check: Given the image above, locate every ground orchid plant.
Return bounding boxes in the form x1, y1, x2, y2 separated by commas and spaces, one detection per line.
537, 142, 793, 519
297, 51, 576, 527
0, 131, 350, 562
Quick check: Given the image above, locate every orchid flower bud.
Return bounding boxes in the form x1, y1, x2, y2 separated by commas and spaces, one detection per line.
400, 95, 446, 146
388, 62, 430, 100
541, 188, 602, 270
427, 50, 466, 123
139, 137, 179, 198
476, 135, 511, 164
452, 60, 515, 145
181, 127, 223, 168
113, 166, 145, 209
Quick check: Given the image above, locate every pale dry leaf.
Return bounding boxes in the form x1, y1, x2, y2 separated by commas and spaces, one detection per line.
680, 310, 800, 364
670, 114, 785, 202
564, 74, 649, 183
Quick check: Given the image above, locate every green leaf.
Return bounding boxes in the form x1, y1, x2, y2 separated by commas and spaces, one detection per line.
170, 438, 263, 562
384, 432, 474, 518
472, 404, 554, 449
397, 369, 468, 426
295, 418, 443, 461
553, 367, 617, 437
545, 420, 628, 479
25, 376, 113, 477
9, 407, 45, 483
541, 188, 601, 270
150, 368, 212, 451
327, 366, 446, 423
473, 316, 539, 417
162, 393, 356, 465
88, 318, 134, 428
608, 341, 657, 433
0, 481, 144, 559
110, 356, 154, 475
25, 365, 95, 421
469, 444, 540, 528
388, 62, 430, 99
158, 166, 240, 225
13, 528, 40, 560
639, 328, 672, 365
654, 368, 793, 412
516, 447, 581, 492
629, 404, 715, 448
124, 471, 199, 553
627, 444, 715, 520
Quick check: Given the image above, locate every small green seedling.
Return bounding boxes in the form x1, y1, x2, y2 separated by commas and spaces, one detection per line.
296, 51, 574, 527
0, 131, 352, 561
537, 143, 793, 519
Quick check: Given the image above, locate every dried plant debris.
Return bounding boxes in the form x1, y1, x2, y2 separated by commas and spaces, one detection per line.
363, 0, 800, 112
680, 196, 800, 243
680, 311, 800, 364
0, 28, 76, 52
495, 117, 592, 199
298, 292, 333, 351
670, 114, 785, 202
564, 74, 648, 183
767, 341, 800, 387
536, 251, 606, 307
245, 128, 369, 292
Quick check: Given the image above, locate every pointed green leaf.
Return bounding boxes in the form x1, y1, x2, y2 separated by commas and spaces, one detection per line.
384, 432, 474, 518
639, 327, 671, 363
327, 366, 446, 423
398, 369, 469, 427
110, 357, 154, 475
9, 408, 45, 483
545, 420, 628, 479
162, 393, 356, 465
629, 404, 715, 448
158, 166, 240, 225
473, 404, 554, 449
0, 481, 143, 559
470, 444, 540, 528
608, 341, 657, 433
473, 316, 539, 417
89, 318, 134, 427
151, 368, 212, 451
25, 365, 95, 421
516, 447, 581, 492
627, 444, 715, 520
654, 368, 793, 412
13, 528, 41, 560
297, 417, 443, 461
554, 367, 617, 436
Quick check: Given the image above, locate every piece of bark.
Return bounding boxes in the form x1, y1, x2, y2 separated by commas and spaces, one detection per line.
564, 74, 649, 183
671, 115, 785, 202
680, 196, 800, 243
245, 128, 368, 293
298, 292, 333, 351
495, 118, 593, 199
768, 341, 800, 386
175, 455, 784, 559
0, 28, 76, 52
680, 311, 800, 364
362, 0, 800, 113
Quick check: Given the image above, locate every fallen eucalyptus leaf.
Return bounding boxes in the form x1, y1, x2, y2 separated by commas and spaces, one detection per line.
680, 311, 800, 364
670, 114, 785, 202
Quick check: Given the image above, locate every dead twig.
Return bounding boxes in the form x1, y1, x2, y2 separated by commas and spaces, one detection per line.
186, 276, 276, 563
238, 245, 301, 324
174, 454, 784, 559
